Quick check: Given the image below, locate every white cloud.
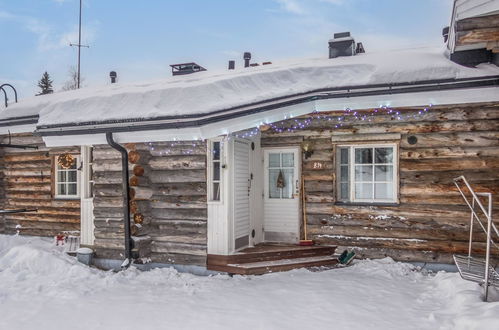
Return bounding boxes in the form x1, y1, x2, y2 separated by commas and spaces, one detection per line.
0, 9, 98, 52
274, 0, 306, 15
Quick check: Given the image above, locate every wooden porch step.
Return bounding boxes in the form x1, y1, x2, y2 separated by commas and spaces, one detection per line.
209, 255, 338, 275
208, 245, 337, 266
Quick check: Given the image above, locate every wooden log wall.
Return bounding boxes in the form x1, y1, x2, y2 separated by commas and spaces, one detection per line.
261, 102, 499, 263
0, 133, 80, 236
92, 141, 207, 265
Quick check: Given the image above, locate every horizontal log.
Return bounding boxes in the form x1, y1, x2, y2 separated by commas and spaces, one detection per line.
149, 155, 206, 170
93, 184, 123, 197
313, 234, 495, 255
92, 148, 121, 160
400, 146, 499, 160
128, 150, 152, 164
130, 186, 153, 200
400, 157, 499, 172
129, 175, 150, 187
151, 208, 207, 221
93, 171, 123, 184
400, 169, 499, 184
150, 235, 206, 245
400, 132, 499, 148
150, 170, 206, 184
151, 183, 206, 196
150, 241, 206, 256
308, 224, 487, 242
400, 182, 499, 195
1, 160, 51, 169
2, 152, 49, 162
149, 252, 206, 266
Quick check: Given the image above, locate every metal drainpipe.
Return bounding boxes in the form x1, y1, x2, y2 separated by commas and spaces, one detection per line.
105, 132, 132, 268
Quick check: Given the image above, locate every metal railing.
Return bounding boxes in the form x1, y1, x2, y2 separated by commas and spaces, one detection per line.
453, 175, 498, 301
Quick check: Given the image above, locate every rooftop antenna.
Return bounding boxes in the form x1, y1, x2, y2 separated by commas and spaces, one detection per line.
69, 0, 89, 89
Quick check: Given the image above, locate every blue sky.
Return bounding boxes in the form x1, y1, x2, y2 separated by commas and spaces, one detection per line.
0, 0, 453, 99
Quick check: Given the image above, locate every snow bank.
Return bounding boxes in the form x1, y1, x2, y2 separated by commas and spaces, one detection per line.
3, 47, 499, 128
0, 234, 497, 330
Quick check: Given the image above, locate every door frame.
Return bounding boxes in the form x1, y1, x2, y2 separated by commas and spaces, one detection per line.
262, 147, 301, 243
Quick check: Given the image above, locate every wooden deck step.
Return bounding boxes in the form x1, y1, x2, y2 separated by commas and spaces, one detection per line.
210, 256, 338, 275
208, 245, 337, 266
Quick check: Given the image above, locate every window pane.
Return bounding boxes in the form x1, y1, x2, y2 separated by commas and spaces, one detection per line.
213, 163, 220, 181
212, 182, 220, 201
355, 183, 373, 199
212, 142, 220, 160
281, 153, 294, 167
355, 148, 373, 164
269, 153, 280, 167
340, 182, 349, 200
375, 148, 393, 164
58, 184, 66, 195
375, 165, 393, 182
340, 148, 349, 165
281, 169, 294, 199
68, 183, 77, 195
57, 171, 66, 182
375, 183, 393, 199
340, 165, 349, 182
67, 170, 77, 182
355, 165, 373, 182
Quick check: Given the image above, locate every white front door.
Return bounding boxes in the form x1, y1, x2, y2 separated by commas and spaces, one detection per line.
263, 148, 300, 243
233, 139, 251, 250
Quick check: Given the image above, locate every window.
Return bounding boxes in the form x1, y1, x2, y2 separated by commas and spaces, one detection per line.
54, 155, 80, 199
268, 152, 295, 199
336, 144, 398, 203
208, 140, 222, 201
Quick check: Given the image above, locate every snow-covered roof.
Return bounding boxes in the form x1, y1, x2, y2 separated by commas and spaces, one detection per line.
2, 47, 499, 132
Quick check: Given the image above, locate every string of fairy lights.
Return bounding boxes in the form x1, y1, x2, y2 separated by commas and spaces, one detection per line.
146, 105, 432, 156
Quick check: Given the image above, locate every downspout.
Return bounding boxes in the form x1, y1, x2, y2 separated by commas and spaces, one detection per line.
105, 132, 133, 268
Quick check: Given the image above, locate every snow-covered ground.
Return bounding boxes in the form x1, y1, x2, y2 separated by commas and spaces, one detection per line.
0, 235, 497, 330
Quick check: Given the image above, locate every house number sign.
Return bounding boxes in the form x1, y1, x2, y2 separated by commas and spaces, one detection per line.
312, 162, 324, 170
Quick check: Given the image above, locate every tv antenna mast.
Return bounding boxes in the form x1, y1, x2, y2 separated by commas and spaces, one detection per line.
69, 0, 89, 89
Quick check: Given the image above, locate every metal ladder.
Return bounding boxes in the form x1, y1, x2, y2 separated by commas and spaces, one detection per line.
453, 176, 499, 301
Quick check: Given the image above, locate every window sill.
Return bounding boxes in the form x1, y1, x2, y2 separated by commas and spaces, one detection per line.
54, 196, 81, 200
335, 201, 400, 207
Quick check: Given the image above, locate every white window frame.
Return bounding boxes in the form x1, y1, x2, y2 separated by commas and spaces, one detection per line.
54, 154, 81, 199
336, 143, 399, 204
207, 138, 224, 203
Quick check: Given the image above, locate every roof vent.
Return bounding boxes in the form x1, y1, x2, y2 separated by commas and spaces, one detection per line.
244, 52, 252, 68
170, 62, 207, 76
329, 32, 363, 58
109, 71, 117, 84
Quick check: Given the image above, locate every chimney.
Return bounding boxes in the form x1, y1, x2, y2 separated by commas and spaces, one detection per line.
228, 60, 235, 70
244, 52, 252, 68
110, 71, 117, 83
329, 32, 356, 58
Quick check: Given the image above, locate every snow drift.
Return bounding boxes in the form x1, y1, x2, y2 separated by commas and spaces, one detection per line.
0, 234, 497, 330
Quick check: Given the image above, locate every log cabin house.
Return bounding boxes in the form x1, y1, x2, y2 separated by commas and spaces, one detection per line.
1, 0, 499, 274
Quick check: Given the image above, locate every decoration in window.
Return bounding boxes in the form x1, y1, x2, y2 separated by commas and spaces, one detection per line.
57, 153, 76, 169
268, 152, 294, 199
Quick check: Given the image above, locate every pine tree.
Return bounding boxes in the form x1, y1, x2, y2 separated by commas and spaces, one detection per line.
36, 71, 54, 96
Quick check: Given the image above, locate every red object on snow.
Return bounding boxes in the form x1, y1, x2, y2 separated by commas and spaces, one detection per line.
55, 234, 66, 246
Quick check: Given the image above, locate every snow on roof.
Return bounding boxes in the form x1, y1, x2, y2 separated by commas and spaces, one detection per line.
2, 47, 499, 128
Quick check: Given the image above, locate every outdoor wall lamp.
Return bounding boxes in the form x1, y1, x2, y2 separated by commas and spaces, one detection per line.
301, 141, 315, 159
